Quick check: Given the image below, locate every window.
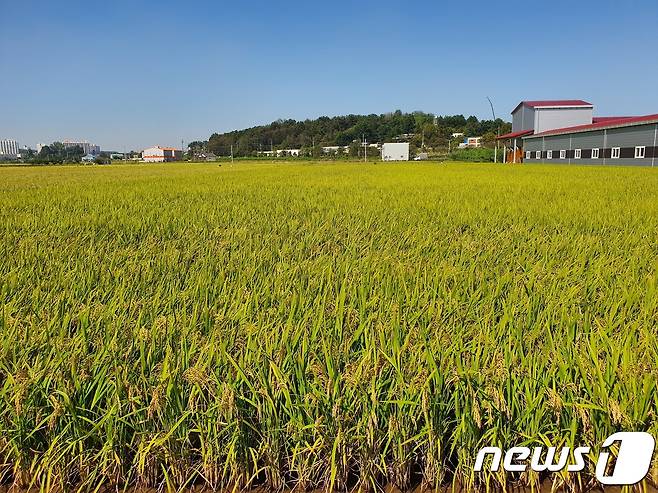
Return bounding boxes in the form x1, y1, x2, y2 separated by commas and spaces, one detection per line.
592, 148, 599, 159
574, 149, 581, 159
525, 151, 531, 159
547, 150, 553, 159
560, 150, 566, 159
611, 147, 621, 159
635, 146, 646, 159
536, 151, 541, 159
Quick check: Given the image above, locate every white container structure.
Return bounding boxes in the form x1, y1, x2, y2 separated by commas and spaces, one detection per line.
381, 142, 409, 161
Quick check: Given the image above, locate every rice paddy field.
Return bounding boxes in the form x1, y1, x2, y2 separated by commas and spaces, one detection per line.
1, 160, 658, 492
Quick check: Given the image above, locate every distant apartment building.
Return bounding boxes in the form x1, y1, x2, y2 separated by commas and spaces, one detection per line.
63, 140, 101, 155
142, 146, 182, 162
0, 139, 19, 158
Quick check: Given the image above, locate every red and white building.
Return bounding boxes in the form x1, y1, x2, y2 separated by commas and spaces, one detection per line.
142, 146, 183, 162
458, 136, 483, 148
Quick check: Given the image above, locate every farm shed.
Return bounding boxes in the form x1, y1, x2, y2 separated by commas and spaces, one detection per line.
497, 100, 658, 166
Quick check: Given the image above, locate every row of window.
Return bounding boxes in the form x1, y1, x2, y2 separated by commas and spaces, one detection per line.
526, 146, 647, 160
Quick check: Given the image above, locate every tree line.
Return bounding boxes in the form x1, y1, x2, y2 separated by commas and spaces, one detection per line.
191, 110, 511, 157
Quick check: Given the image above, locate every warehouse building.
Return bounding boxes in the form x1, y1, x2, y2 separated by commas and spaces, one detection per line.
142, 146, 182, 162
497, 100, 658, 166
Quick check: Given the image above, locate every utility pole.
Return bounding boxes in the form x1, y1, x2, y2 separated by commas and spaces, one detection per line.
230, 144, 234, 165
487, 96, 499, 163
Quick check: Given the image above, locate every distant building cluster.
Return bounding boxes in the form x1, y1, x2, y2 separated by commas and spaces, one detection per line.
321, 146, 348, 154
34, 140, 101, 155
255, 144, 382, 158
0, 139, 19, 158
321, 144, 381, 155
192, 152, 218, 161
277, 149, 301, 157
256, 149, 300, 157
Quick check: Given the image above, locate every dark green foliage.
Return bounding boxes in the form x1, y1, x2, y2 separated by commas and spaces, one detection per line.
30, 142, 85, 164
207, 111, 511, 157
448, 147, 497, 162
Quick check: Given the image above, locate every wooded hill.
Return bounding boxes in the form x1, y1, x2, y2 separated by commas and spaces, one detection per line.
193, 111, 511, 157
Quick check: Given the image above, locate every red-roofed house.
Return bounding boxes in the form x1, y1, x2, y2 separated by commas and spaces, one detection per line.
497, 100, 658, 166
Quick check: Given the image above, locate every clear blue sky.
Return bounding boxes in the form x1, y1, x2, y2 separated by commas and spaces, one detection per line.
2, 0, 657, 151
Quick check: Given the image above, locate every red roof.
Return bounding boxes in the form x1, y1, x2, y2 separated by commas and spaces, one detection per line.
592, 116, 635, 123
496, 129, 534, 140
526, 114, 658, 139
512, 100, 592, 114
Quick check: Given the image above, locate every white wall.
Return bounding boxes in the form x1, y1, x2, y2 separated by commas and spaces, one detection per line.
512, 105, 536, 132
382, 143, 409, 161
534, 107, 593, 134
142, 147, 165, 162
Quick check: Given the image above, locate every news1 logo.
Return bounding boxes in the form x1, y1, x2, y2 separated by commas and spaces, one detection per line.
474, 432, 655, 486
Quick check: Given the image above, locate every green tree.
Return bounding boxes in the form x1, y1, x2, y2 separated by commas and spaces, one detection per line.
481, 131, 497, 148
348, 141, 360, 158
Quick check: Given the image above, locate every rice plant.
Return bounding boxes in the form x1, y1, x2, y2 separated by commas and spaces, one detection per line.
1, 161, 658, 492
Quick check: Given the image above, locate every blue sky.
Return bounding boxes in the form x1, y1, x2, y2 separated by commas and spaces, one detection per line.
1, 0, 657, 151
